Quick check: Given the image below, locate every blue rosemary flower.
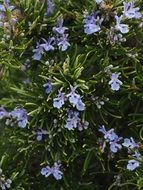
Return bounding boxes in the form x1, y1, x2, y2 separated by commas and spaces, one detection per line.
99, 125, 122, 153
0, 0, 15, 12
84, 12, 103, 35
41, 162, 63, 180
45, 0, 55, 15
67, 85, 80, 106
115, 15, 129, 34
32, 42, 44, 60
122, 1, 141, 19
53, 91, 65, 109
76, 98, 85, 111
109, 136, 122, 153
57, 34, 70, 51
108, 73, 123, 91
122, 137, 139, 150
10, 108, 28, 128
65, 110, 80, 130
40, 37, 55, 52
53, 18, 68, 35
43, 81, 53, 94
67, 85, 85, 111
127, 159, 140, 171
0, 107, 8, 119
99, 125, 118, 142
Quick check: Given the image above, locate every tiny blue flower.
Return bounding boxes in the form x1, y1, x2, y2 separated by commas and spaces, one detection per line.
0, 0, 15, 12
76, 98, 85, 111
0, 107, 8, 119
127, 151, 141, 171
123, 2, 141, 19
65, 110, 80, 130
127, 159, 139, 171
41, 162, 63, 180
122, 137, 139, 149
0, 5, 5, 12
45, 0, 55, 15
53, 18, 68, 35
67, 85, 85, 111
108, 73, 123, 91
17, 120, 27, 128
57, 34, 70, 51
41, 166, 52, 178
122, 138, 132, 147
99, 125, 118, 142
99, 125, 122, 153
52, 162, 63, 180
67, 85, 80, 106
115, 15, 129, 34
10, 108, 28, 128
40, 37, 55, 52
84, 12, 103, 35
109, 136, 122, 153
43, 81, 52, 94
53, 91, 65, 109
132, 152, 141, 159
32, 42, 44, 60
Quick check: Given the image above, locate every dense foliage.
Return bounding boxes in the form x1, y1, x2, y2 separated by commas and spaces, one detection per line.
0, 0, 143, 189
